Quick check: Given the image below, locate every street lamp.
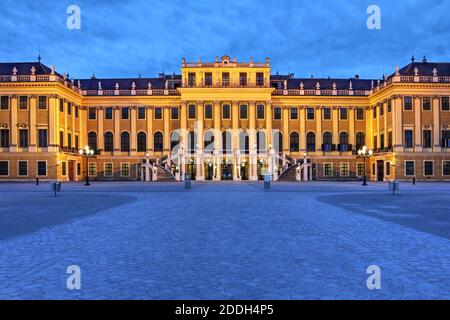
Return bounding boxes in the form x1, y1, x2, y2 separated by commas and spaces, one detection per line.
79, 146, 95, 186
357, 146, 373, 186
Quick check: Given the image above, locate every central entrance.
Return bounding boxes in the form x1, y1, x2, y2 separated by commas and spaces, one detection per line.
221, 160, 233, 180
377, 160, 384, 181
205, 163, 214, 180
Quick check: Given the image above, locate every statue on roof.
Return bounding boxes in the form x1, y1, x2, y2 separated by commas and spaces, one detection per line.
31, 66, 36, 75
98, 81, 102, 90
283, 80, 287, 90
148, 82, 152, 89
131, 82, 136, 90
115, 83, 119, 90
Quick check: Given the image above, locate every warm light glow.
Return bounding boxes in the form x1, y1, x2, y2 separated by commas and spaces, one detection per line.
79, 149, 83, 155
369, 149, 373, 156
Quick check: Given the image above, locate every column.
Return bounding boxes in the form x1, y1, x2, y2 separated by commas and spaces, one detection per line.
79, 106, 87, 149
147, 106, 153, 151
366, 106, 373, 149
130, 106, 137, 154
163, 106, 170, 152
316, 107, 322, 149
414, 96, 422, 151
55, 97, 60, 147
72, 105, 76, 149
64, 100, 68, 147
383, 101, 388, 148
249, 101, 257, 180
349, 106, 355, 147
265, 101, 272, 149
376, 104, 381, 149
393, 96, 403, 152
98, 107, 104, 151
9, 95, 18, 152
181, 102, 188, 147
332, 107, 339, 146
299, 106, 306, 151
114, 107, 120, 154
282, 106, 289, 152
232, 101, 239, 151
213, 101, 221, 180
29, 95, 37, 152
196, 101, 204, 180
432, 96, 441, 151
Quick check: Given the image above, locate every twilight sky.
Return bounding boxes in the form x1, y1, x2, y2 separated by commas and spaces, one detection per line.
0, 0, 449, 80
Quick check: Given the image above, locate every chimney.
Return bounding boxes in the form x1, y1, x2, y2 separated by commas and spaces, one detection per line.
354, 74, 360, 79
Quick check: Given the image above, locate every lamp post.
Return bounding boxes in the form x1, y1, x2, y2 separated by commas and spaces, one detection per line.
79, 146, 95, 186
358, 146, 373, 186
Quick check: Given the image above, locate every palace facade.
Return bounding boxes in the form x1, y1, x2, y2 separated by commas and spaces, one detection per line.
1, 55, 450, 182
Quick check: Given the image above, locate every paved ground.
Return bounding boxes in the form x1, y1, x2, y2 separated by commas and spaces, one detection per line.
0, 181, 449, 299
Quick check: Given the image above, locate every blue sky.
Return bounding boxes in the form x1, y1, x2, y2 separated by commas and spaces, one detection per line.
0, 0, 449, 79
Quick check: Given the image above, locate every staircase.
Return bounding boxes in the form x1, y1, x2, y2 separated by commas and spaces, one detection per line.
278, 164, 298, 181
155, 164, 177, 182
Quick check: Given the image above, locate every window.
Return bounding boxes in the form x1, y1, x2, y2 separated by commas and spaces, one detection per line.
443, 161, 450, 176
0, 161, 8, 176
356, 132, 365, 150
38, 129, 47, 148
240, 105, 248, 119
422, 97, 431, 111
37, 161, 47, 176
372, 163, 376, 176
59, 131, 64, 148
273, 107, 281, 120
442, 97, 450, 111
120, 132, 130, 152
306, 132, 316, 152
121, 107, 129, 120
339, 132, 349, 152
38, 96, 47, 109
380, 133, 385, 150
67, 133, 72, 149
357, 163, 365, 176
104, 132, 113, 152
423, 130, 432, 148
188, 105, 196, 119
19, 96, 28, 110
0, 96, 9, 110
137, 132, 147, 152
324, 163, 333, 177
222, 72, 230, 86
59, 99, 64, 112
77, 163, 81, 176
379, 105, 384, 117
256, 73, 264, 86
340, 163, 349, 176
138, 107, 146, 120
105, 163, 113, 177
204, 105, 213, 119
373, 107, 377, 118
171, 107, 179, 120
323, 107, 331, 120
204, 73, 212, 86
323, 132, 332, 152
88, 132, 97, 150
290, 132, 299, 152
257, 105, 265, 119
188, 73, 196, 86
388, 132, 393, 148
373, 135, 378, 150
154, 132, 163, 151
154, 107, 162, 120
442, 130, 450, 148
290, 108, 298, 120
0, 129, 9, 148
18, 161, 27, 176
61, 161, 67, 176
75, 106, 79, 118
340, 107, 348, 120
19, 129, 28, 148
404, 130, 413, 148
307, 108, 315, 120
405, 161, 415, 176
75, 135, 79, 149
385, 162, 391, 176
222, 105, 231, 119
356, 107, 364, 120
67, 103, 72, 115
88, 107, 96, 120
404, 96, 413, 111
105, 107, 113, 120
387, 99, 392, 113
121, 163, 130, 177
239, 73, 247, 86
88, 163, 96, 176
424, 161, 434, 176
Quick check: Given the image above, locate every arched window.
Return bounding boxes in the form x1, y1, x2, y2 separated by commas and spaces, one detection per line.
154, 132, 163, 151
222, 131, 231, 153
188, 131, 196, 154
356, 132, 365, 150
323, 132, 332, 152
273, 131, 283, 153
239, 131, 249, 154
204, 131, 215, 151
104, 132, 113, 152
121, 132, 130, 152
290, 132, 299, 152
306, 132, 316, 152
170, 131, 180, 151
88, 131, 97, 150
257, 131, 266, 153
137, 132, 147, 152
339, 132, 349, 152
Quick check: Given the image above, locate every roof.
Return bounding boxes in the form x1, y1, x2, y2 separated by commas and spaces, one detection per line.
78, 76, 181, 90
271, 77, 374, 91
0, 62, 57, 76
396, 61, 450, 77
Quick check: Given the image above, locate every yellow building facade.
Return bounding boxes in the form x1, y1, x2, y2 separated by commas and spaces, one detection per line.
1, 56, 450, 182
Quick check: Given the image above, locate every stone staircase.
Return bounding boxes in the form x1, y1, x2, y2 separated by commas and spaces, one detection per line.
155, 164, 177, 182
278, 164, 298, 182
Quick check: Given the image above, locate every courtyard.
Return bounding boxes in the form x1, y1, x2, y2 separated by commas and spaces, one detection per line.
0, 181, 449, 299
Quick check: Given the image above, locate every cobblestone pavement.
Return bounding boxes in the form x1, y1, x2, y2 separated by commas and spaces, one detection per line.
0, 181, 449, 299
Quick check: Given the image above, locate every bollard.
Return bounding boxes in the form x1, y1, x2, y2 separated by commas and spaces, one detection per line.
413, 178, 416, 185
184, 173, 192, 190
389, 180, 400, 195
51, 181, 62, 196
264, 173, 271, 190
36, 177, 39, 186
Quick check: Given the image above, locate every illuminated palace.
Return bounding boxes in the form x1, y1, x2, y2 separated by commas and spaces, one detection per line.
1, 55, 450, 182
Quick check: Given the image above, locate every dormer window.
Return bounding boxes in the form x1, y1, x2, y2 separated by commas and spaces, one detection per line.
222, 72, 230, 86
